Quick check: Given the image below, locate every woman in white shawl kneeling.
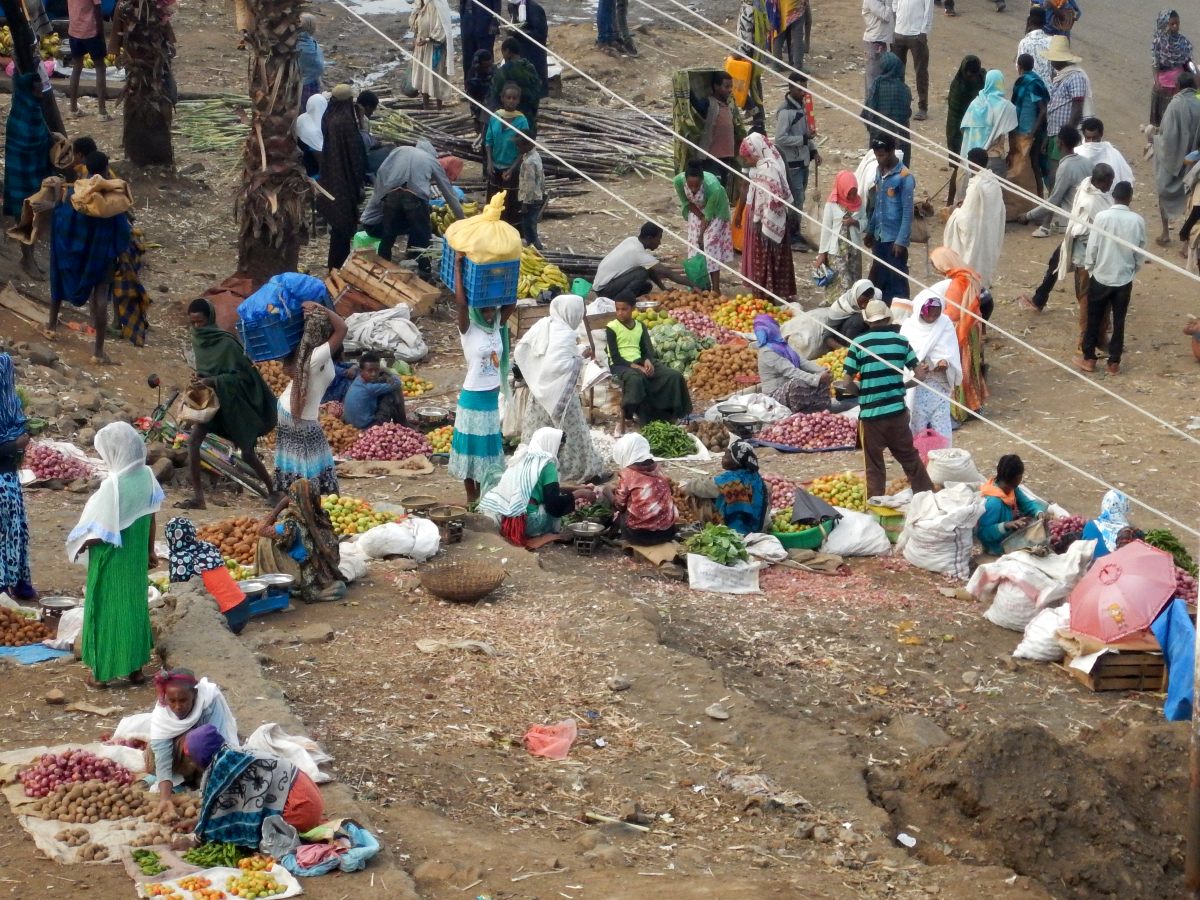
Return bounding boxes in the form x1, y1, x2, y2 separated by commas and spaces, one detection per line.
900, 293, 962, 445
478, 427, 595, 549
513, 294, 604, 484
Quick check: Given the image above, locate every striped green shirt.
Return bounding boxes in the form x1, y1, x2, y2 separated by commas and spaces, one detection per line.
843, 328, 918, 420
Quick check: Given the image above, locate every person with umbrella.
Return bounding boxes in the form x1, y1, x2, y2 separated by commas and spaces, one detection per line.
975, 454, 1047, 556
1080, 489, 1141, 561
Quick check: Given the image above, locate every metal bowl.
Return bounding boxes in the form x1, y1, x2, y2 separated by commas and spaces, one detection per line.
257, 573, 295, 588
724, 413, 762, 438
414, 406, 449, 422
237, 580, 268, 597
567, 521, 605, 538
429, 505, 467, 526
401, 494, 439, 513
717, 403, 748, 417
39, 596, 79, 611
634, 300, 659, 310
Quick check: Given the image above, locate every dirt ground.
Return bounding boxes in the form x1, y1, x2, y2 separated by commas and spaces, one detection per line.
0, 0, 1198, 897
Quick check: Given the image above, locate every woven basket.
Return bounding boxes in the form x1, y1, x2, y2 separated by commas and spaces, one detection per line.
420, 559, 506, 603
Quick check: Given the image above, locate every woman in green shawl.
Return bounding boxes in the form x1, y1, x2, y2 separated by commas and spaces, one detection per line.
673, 160, 733, 294
179, 299, 278, 509
945, 55, 984, 206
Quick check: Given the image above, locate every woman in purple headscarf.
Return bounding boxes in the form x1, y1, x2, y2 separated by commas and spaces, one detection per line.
753, 313, 833, 413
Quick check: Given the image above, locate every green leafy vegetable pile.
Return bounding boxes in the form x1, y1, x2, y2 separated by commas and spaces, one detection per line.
642, 421, 695, 458
684, 523, 749, 566
1144, 529, 1198, 576
650, 323, 712, 376
563, 502, 613, 526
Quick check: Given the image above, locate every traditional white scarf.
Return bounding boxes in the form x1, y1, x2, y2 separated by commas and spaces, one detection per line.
294, 93, 328, 151
149, 678, 238, 743
513, 295, 585, 426
478, 427, 563, 519
612, 433, 653, 469
901, 295, 964, 389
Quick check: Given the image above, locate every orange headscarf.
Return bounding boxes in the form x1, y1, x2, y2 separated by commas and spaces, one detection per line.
930, 246, 983, 345
980, 477, 1017, 510
439, 155, 464, 182
827, 170, 862, 212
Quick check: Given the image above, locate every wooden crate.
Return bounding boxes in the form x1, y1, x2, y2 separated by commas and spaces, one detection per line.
1061, 651, 1166, 692
336, 250, 440, 316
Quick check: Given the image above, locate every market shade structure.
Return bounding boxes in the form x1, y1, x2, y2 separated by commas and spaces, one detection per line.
1068, 541, 1178, 643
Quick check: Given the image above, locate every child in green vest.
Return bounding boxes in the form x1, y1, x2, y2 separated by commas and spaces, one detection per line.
605, 296, 693, 435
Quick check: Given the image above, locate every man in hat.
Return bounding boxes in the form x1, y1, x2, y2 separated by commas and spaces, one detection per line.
838, 299, 934, 499
1041, 35, 1091, 184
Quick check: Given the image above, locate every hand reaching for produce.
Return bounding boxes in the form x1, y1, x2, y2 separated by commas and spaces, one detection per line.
155, 798, 177, 821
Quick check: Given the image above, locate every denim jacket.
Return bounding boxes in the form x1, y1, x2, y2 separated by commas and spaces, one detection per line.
869, 162, 914, 247
298, 33, 325, 86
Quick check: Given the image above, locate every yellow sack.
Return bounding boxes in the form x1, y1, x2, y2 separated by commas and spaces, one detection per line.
70, 175, 134, 219
444, 191, 522, 264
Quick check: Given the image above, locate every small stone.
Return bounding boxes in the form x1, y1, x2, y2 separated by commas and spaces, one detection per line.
157, 285, 170, 294
76, 392, 103, 412
295, 623, 335, 644
26, 344, 58, 367
705, 703, 731, 720
793, 820, 816, 840
574, 829, 608, 852
77, 426, 95, 446
582, 844, 626, 867
812, 826, 832, 843
44, 689, 66, 705
961, 670, 980, 688
66, 478, 90, 494
606, 675, 632, 691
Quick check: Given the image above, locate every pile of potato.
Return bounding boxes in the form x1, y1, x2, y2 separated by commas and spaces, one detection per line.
256, 361, 290, 396
198, 517, 262, 566
131, 825, 176, 848
646, 290, 725, 316
55, 827, 91, 847
321, 414, 359, 453
0, 608, 51, 647
31, 780, 152, 823
686, 419, 729, 452
686, 345, 759, 399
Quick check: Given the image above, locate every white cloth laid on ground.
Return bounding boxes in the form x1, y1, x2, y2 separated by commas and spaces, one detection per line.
343, 307, 428, 362
244, 723, 334, 784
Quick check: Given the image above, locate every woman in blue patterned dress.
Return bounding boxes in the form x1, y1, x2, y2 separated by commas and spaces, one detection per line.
0, 354, 34, 599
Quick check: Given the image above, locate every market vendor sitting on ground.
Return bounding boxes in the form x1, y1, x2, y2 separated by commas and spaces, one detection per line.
257, 478, 346, 604
609, 433, 679, 545
1081, 489, 1140, 560
824, 279, 880, 350
976, 454, 1048, 556
478, 427, 597, 549
683, 440, 768, 536
177, 724, 324, 846
754, 313, 834, 414
145, 668, 239, 821
592, 222, 693, 299
180, 299, 278, 510
342, 352, 408, 430
606, 294, 693, 434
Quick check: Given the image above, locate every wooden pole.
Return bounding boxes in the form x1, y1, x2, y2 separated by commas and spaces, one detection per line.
0, 0, 65, 134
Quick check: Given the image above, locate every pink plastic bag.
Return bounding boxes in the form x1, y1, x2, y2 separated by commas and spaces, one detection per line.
523, 720, 578, 760
913, 428, 950, 464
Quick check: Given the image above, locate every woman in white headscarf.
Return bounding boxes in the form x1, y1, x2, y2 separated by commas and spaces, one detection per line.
478, 427, 594, 548
609, 433, 678, 545
900, 292, 962, 445
513, 294, 604, 484
67, 422, 164, 688
410, 0, 455, 109
294, 92, 328, 176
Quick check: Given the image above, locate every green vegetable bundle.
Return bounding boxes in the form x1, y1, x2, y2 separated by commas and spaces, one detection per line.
642, 421, 695, 458
1144, 529, 1198, 576
685, 523, 749, 566
651, 323, 712, 376
563, 502, 614, 526
132, 848, 167, 875
183, 841, 242, 867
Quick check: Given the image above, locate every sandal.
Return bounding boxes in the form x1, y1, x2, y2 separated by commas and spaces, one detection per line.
128, 670, 146, 685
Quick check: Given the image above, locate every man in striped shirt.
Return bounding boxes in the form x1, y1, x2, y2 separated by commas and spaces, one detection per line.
839, 300, 935, 498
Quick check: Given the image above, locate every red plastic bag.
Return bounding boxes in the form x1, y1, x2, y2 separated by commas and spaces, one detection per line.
912, 428, 950, 465
201, 566, 247, 614
523, 720, 578, 760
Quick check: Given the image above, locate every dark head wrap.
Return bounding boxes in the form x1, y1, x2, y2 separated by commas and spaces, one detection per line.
728, 439, 759, 472
185, 723, 227, 769
154, 667, 198, 704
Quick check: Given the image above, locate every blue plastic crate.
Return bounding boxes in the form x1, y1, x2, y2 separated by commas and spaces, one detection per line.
440, 249, 519, 307
237, 309, 304, 362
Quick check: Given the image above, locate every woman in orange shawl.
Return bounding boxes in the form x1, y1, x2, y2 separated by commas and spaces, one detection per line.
930, 246, 988, 422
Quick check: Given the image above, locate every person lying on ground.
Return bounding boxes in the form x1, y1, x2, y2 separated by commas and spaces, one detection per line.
342, 351, 408, 429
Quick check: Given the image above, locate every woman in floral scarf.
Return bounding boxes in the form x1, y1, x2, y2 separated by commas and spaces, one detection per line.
1152, 10, 1194, 125
735, 132, 795, 301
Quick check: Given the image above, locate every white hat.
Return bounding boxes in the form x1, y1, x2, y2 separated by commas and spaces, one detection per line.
1040, 34, 1082, 64
863, 299, 892, 324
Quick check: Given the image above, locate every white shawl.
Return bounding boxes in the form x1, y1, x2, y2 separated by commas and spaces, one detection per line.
66, 423, 164, 562
1075, 140, 1134, 188
944, 169, 1006, 287
901, 295, 964, 389
412, 0, 457, 80
612, 433, 653, 469
148, 678, 238, 743
478, 427, 563, 520
1057, 176, 1113, 281
513, 295, 585, 426
294, 93, 328, 151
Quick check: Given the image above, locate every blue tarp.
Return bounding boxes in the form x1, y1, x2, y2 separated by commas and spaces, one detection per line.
236, 273, 330, 324
0, 644, 72, 665
1151, 598, 1194, 721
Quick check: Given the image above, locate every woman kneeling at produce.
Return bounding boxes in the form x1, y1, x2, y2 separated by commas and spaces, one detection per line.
684, 441, 768, 536
976, 454, 1047, 556
1081, 490, 1140, 561
754, 314, 833, 414
166, 517, 252, 634
478, 427, 595, 548
610, 434, 679, 545
256, 478, 345, 603
181, 724, 324, 846
146, 668, 239, 821
606, 296, 693, 434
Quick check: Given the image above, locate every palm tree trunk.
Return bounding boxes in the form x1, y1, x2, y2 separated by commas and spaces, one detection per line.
118, 0, 175, 166
236, 0, 310, 284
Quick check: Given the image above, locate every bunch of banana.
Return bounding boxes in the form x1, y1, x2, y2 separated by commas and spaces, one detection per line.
517, 245, 568, 298
0, 27, 14, 56
38, 33, 61, 60
430, 200, 479, 236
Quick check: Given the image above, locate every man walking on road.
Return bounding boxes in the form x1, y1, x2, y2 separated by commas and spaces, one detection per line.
865, 134, 914, 305
891, 0, 933, 120
862, 0, 895, 99
838, 299, 934, 499
1079, 181, 1145, 376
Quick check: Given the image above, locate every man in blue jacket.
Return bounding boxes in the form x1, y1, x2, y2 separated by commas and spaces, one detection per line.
865, 134, 915, 305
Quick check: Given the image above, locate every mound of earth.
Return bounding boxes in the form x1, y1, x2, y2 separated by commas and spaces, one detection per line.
868, 722, 1187, 898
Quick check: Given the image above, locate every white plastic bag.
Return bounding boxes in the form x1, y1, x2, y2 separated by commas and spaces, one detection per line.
744, 533, 787, 563
336, 541, 369, 582
111, 712, 152, 744
501, 384, 530, 441
925, 448, 984, 486
356, 518, 441, 562
244, 723, 333, 784
686, 554, 762, 594
1013, 605, 1070, 661
42, 606, 84, 651
982, 581, 1039, 631
897, 485, 985, 579
821, 508, 892, 556
781, 304, 832, 360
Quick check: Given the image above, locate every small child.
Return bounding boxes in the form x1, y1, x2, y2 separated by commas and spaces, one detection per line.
484, 83, 528, 225
516, 133, 545, 250
466, 50, 494, 134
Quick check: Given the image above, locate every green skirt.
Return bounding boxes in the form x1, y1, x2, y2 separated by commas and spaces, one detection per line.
81, 515, 154, 682
613, 365, 693, 423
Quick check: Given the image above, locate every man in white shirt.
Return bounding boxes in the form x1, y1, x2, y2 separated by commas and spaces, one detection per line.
1075, 117, 1134, 187
593, 223, 692, 298
1079, 181, 1146, 375
861, 0, 895, 99
891, 0, 933, 120
1016, 7, 1053, 85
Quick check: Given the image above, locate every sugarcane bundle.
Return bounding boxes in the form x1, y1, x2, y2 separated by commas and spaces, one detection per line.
174, 97, 252, 154
236, 0, 310, 281
118, 0, 175, 166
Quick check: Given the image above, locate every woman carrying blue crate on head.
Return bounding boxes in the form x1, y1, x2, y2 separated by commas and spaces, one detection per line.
447, 254, 515, 507
276, 304, 348, 497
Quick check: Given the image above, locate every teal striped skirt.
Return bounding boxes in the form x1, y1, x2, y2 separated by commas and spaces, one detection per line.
449, 388, 504, 483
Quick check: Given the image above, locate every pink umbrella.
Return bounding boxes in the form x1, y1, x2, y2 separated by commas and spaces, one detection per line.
1069, 540, 1179, 643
